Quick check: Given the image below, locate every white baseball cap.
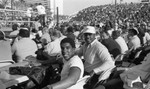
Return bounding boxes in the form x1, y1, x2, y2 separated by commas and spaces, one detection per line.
83, 26, 96, 34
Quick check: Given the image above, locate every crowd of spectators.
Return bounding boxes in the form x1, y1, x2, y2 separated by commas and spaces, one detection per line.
71, 3, 150, 30
1, 2, 150, 89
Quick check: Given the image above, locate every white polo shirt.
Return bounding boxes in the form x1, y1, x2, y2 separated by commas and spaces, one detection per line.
78, 39, 115, 74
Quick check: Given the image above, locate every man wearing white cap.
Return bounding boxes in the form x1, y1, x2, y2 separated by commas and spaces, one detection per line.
76, 26, 115, 89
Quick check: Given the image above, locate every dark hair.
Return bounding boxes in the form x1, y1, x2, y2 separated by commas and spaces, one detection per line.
102, 29, 110, 36
19, 29, 30, 37
31, 28, 38, 33
0, 31, 5, 40
60, 38, 76, 48
129, 28, 138, 35
12, 24, 18, 31
112, 30, 120, 38
67, 26, 74, 33
49, 29, 61, 37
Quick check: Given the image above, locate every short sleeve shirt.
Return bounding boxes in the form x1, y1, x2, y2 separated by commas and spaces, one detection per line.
11, 38, 38, 61
61, 55, 84, 89
128, 35, 141, 50
61, 55, 84, 80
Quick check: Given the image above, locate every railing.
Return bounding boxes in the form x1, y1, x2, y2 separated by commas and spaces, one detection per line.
0, 9, 37, 27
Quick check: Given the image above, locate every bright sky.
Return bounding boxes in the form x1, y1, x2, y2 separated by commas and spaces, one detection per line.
63, 0, 140, 15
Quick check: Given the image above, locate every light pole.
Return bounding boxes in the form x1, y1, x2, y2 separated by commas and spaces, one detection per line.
11, 0, 13, 9
115, 0, 117, 30
56, 7, 59, 28
53, 0, 56, 21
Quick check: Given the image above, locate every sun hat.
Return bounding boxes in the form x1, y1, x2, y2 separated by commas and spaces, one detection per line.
83, 26, 96, 34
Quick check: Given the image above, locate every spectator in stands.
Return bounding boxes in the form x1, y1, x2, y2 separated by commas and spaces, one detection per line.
30, 28, 37, 40
66, 26, 76, 41
36, 3, 46, 27
112, 30, 129, 54
26, 4, 33, 21
94, 48, 150, 89
105, 21, 114, 36
0, 30, 12, 62
76, 26, 115, 89
119, 52, 150, 89
101, 30, 121, 58
41, 29, 61, 64
43, 38, 84, 89
11, 28, 38, 63
33, 17, 41, 31
138, 23, 150, 46
9, 23, 19, 38
128, 28, 141, 51
40, 27, 51, 46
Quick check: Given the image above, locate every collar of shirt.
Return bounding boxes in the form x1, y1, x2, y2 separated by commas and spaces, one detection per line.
130, 35, 138, 40
85, 39, 97, 48
19, 37, 30, 41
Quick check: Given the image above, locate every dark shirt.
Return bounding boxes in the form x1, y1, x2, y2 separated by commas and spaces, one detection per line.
101, 38, 121, 58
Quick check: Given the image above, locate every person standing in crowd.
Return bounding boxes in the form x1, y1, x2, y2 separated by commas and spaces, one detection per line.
36, 3, 46, 27
112, 30, 129, 54
11, 28, 38, 63
26, 4, 33, 20
43, 37, 84, 89
76, 26, 115, 89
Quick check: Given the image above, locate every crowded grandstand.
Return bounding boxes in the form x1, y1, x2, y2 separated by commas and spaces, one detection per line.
1, 0, 150, 89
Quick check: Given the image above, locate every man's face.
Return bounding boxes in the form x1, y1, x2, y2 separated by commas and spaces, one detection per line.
84, 33, 95, 44
101, 32, 108, 40
61, 42, 74, 61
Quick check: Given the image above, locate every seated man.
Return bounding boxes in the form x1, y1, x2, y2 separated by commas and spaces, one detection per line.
112, 30, 128, 54
101, 30, 121, 58
11, 28, 38, 63
76, 26, 115, 89
94, 51, 150, 89
0, 30, 13, 66
9, 23, 19, 38
40, 29, 62, 64
40, 27, 51, 46
128, 28, 141, 51
120, 52, 150, 88
43, 37, 84, 89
